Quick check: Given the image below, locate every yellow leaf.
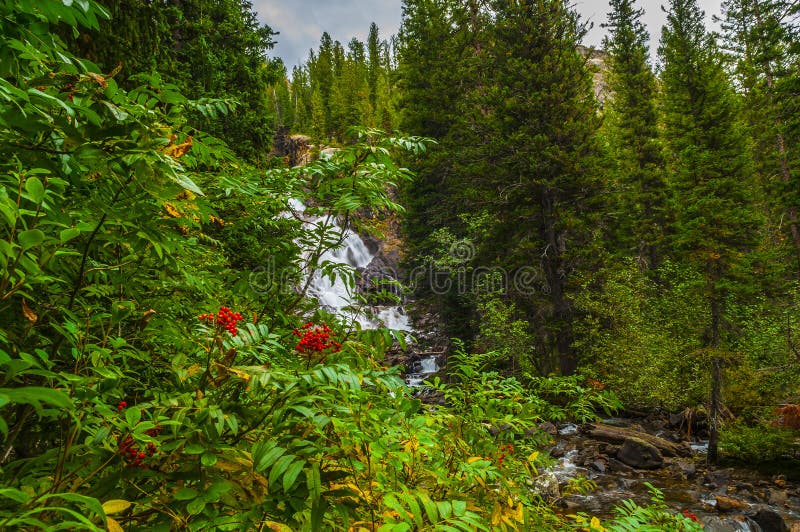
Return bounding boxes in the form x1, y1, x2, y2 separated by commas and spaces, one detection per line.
466, 456, 483, 464
106, 517, 124, 532
164, 202, 181, 218
590, 516, 606, 531
528, 451, 539, 462
21, 298, 37, 323
163, 136, 193, 158
102, 500, 132, 515
263, 521, 293, 532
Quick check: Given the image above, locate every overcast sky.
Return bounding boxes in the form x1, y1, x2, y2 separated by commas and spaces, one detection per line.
253, 0, 722, 68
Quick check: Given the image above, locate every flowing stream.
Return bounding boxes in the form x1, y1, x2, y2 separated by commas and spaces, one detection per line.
547, 422, 799, 531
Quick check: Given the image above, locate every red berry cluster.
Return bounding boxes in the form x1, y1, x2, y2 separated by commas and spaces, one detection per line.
115, 401, 160, 469
118, 428, 160, 469
293, 322, 341, 354
682, 509, 700, 523
496, 443, 514, 468
198, 306, 244, 336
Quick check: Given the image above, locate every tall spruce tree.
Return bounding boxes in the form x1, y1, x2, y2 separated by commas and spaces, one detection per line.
659, 0, 761, 462
602, 0, 667, 267
721, 0, 800, 274
475, 0, 602, 375
397, 0, 478, 242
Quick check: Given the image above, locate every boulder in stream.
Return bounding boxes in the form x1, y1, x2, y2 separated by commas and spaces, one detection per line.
715, 495, 749, 512
533, 471, 560, 500
750, 506, 789, 531
617, 437, 664, 469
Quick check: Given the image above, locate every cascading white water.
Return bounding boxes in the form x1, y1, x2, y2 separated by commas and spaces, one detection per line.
288, 198, 441, 386
289, 198, 412, 331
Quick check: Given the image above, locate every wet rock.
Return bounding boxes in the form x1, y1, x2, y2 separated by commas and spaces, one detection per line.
549, 446, 565, 458
676, 461, 697, 479
701, 516, 747, 532
769, 489, 789, 507
750, 507, 788, 532
590, 459, 607, 473
414, 388, 445, 406
606, 457, 636, 475
715, 495, 749, 512
705, 468, 734, 488
538, 422, 558, 436
533, 471, 560, 500
617, 437, 664, 469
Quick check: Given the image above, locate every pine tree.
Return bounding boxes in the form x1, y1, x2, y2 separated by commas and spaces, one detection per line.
659, 0, 762, 463
602, 0, 667, 267
721, 0, 800, 274
367, 22, 382, 113
397, 0, 476, 242
477, 0, 603, 375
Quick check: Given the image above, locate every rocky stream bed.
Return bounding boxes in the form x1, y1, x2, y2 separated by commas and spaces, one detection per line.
540, 415, 800, 531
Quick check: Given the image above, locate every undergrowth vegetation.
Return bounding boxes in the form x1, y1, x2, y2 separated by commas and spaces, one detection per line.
0, 1, 722, 530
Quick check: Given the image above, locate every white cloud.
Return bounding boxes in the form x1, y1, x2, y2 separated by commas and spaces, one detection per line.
253, 0, 725, 68
253, 0, 402, 67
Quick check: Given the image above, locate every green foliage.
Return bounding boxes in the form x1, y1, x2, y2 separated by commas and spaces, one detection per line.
719, 421, 800, 462
523, 375, 623, 423
604, 483, 705, 531
70, 0, 282, 163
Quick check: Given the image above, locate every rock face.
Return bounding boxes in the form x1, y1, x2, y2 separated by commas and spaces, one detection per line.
577, 45, 611, 107
270, 126, 312, 167
617, 437, 664, 469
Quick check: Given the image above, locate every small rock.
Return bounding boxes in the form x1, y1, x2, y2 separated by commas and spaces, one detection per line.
550, 448, 565, 459
715, 495, 749, 512
606, 458, 635, 474
591, 459, 606, 473
533, 471, 560, 500
705, 468, 733, 487
617, 437, 664, 469
675, 461, 697, 479
538, 422, 558, 436
750, 507, 788, 532
769, 489, 789, 507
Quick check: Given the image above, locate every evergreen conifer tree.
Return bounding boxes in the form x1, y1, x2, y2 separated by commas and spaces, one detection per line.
603, 0, 667, 267
660, 0, 762, 462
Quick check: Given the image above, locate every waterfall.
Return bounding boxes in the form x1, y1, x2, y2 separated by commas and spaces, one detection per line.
290, 199, 412, 332
289, 198, 441, 386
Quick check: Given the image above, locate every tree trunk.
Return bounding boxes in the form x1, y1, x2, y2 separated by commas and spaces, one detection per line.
708, 295, 722, 464
540, 188, 577, 375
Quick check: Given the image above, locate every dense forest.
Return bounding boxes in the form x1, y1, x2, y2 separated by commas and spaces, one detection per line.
0, 0, 799, 530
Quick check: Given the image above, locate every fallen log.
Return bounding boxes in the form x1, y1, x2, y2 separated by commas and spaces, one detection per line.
579, 422, 692, 457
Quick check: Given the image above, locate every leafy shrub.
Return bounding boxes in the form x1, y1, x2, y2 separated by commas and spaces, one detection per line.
719, 421, 799, 462
598, 483, 705, 532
